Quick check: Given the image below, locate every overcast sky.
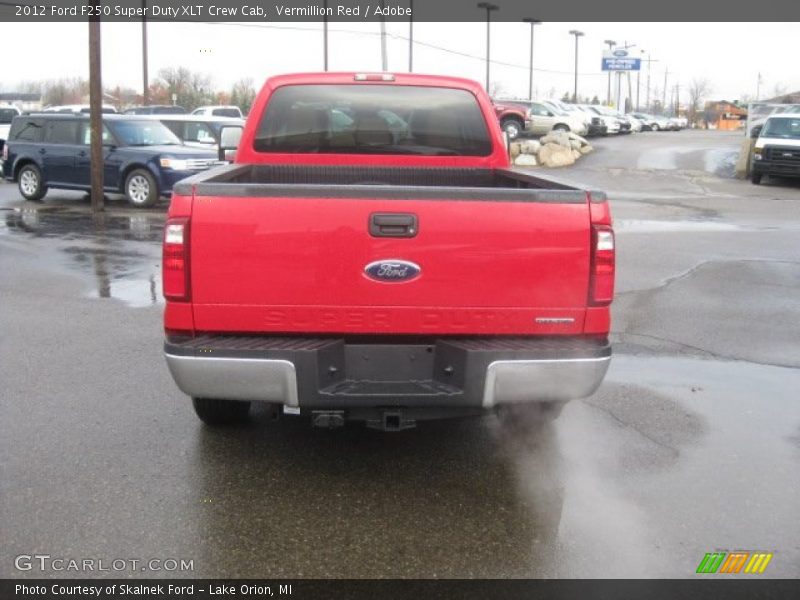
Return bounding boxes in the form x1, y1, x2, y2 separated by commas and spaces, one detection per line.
1, 22, 798, 104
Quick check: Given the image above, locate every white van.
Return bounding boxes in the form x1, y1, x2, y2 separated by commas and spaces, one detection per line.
751, 114, 800, 184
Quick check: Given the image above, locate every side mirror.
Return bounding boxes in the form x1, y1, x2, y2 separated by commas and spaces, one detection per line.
750, 125, 762, 139
218, 125, 243, 161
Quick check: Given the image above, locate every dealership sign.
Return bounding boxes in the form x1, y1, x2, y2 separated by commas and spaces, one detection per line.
602, 48, 641, 71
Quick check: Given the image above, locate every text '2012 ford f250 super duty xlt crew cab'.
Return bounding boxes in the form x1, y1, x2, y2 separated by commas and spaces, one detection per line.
162, 72, 615, 431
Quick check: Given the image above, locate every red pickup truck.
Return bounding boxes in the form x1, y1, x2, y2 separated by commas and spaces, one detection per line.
162, 72, 614, 431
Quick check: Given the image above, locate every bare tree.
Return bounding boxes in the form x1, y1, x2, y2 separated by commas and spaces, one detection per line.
230, 78, 256, 114
155, 67, 214, 110
771, 83, 788, 102
687, 78, 712, 125
488, 82, 507, 98
40, 78, 88, 107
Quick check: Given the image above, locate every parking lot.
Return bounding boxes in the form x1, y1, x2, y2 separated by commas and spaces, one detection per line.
1, 129, 798, 578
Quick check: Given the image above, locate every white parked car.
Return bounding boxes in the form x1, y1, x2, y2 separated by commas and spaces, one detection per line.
42, 104, 117, 114
580, 105, 626, 134
524, 101, 588, 136
668, 117, 688, 130
630, 113, 671, 131
622, 113, 642, 132
543, 99, 592, 130
0, 104, 22, 151
192, 105, 244, 118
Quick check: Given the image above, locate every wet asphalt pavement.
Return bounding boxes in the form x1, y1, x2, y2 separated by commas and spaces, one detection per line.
1, 130, 798, 579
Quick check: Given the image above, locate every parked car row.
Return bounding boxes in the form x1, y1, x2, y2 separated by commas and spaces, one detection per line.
26, 103, 245, 118
1, 113, 244, 207
492, 98, 687, 140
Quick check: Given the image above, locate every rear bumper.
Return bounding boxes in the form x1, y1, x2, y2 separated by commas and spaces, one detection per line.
164, 335, 611, 410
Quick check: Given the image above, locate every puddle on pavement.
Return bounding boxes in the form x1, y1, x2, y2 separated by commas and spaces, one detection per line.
614, 219, 744, 232
494, 354, 799, 577
636, 146, 739, 178
2, 207, 165, 307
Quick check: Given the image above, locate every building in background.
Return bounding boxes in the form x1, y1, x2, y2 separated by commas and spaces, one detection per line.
703, 100, 747, 130
0, 93, 42, 112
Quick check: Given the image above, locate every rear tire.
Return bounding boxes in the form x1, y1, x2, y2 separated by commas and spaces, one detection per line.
192, 397, 251, 426
124, 168, 159, 207
651, 123, 660, 131
553, 124, 570, 132
751, 172, 763, 184
18, 164, 47, 202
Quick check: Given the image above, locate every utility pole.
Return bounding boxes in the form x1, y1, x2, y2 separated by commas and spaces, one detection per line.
644, 54, 659, 112
379, 0, 387, 71
627, 71, 632, 113
408, 0, 413, 72
141, 0, 148, 104
88, 16, 104, 212
523, 19, 542, 100
756, 72, 762, 100
604, 39, 616, 105
636, 50, 646, 111
663, 68, 669, 115
323, 0, 328, 71
477, 3, 499, 92
569, 29, 584, 103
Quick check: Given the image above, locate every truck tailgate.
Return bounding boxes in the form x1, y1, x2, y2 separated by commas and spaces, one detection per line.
188, 191, 591, 335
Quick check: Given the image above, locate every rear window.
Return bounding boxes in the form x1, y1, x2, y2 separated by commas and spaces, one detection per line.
45, 120, 81, 144
254, 84, 492, 156
9, 118, 44, 142
107, 120, 181, 146
211, 108, 240, 118
0, 108, 20, 124
79, 122, 114, 145
154, 106, 186, 115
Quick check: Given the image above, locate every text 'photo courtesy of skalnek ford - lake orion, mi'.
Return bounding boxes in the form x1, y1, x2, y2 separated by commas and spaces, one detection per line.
0, 1, 798, 598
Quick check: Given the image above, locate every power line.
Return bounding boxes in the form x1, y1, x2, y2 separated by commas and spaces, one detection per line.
194, 20, 606, 77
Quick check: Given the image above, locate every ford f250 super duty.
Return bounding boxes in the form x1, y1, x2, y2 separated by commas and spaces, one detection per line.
162, 72, 614, 431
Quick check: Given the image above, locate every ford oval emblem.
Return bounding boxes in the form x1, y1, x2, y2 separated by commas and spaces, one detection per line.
364, 259, 421, 283
613, 49, 628, 57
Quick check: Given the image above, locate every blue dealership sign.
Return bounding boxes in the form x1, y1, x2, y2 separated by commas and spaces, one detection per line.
602, 49, 641, 71
602, 57, 641, 71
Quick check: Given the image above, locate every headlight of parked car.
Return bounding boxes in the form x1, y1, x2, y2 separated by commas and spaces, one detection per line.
160, 157, 190, 170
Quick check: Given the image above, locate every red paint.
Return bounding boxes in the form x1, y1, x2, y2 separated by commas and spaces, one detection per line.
163, 73, 613, 338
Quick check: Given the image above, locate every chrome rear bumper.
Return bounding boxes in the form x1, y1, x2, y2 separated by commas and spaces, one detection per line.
164, 336, 611, 409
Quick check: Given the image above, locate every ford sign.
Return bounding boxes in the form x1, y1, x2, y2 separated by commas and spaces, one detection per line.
364, 260, 421, 283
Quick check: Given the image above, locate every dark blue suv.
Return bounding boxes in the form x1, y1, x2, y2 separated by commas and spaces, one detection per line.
1, 114, 220, 207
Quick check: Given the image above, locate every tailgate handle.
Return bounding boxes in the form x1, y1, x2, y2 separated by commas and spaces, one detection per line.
369, 213, 418, 238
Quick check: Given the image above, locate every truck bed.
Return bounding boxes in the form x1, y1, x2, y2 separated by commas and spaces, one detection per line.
172, 164, 603, 337
175, 163, 587, 199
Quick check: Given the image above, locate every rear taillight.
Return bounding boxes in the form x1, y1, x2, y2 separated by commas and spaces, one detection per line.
2, 143, 8, 162
163, 217, 190, 301
589, 224, 615, 306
